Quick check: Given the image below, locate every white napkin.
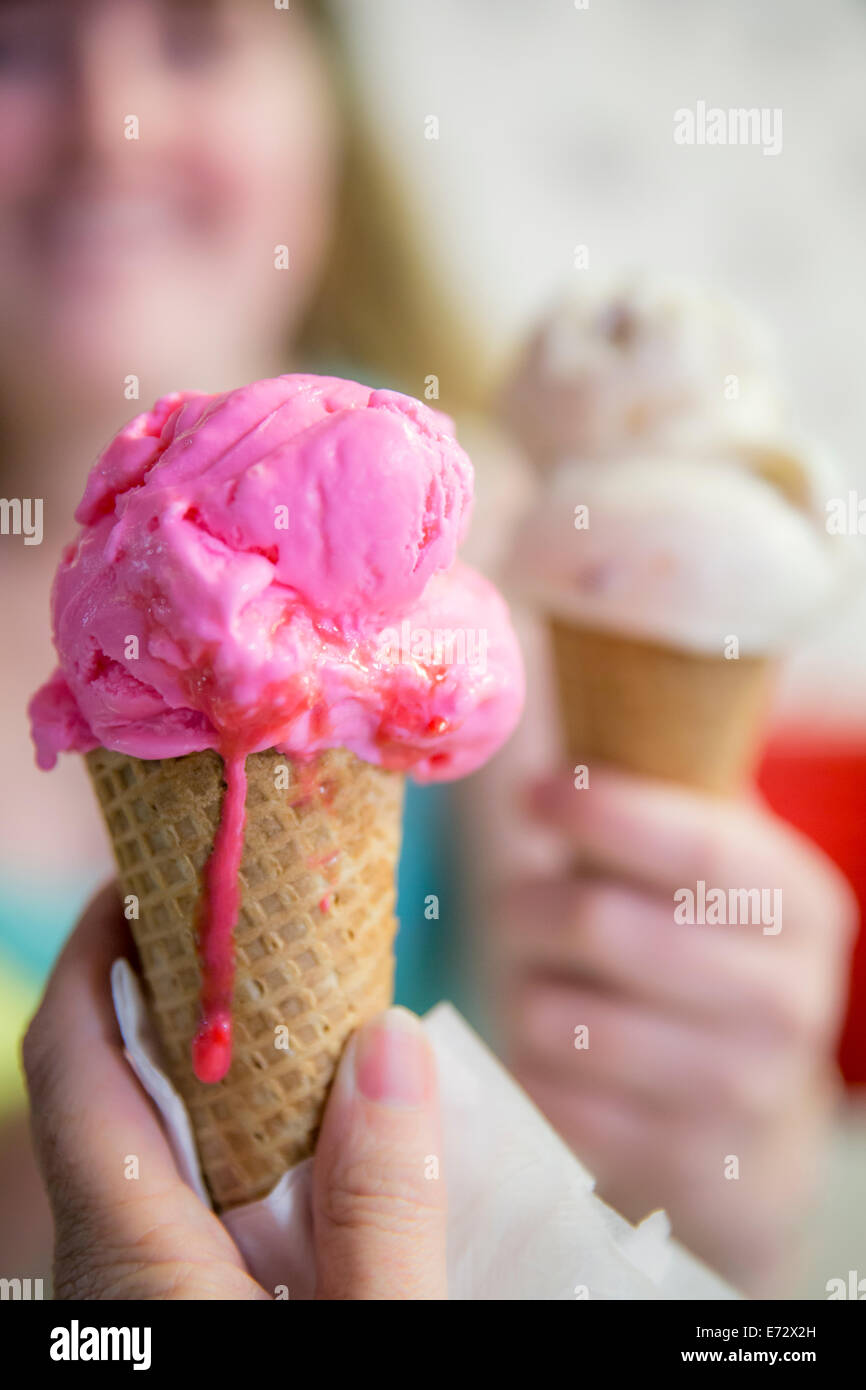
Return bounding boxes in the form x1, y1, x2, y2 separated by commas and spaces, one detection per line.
111, 960, 738, 1301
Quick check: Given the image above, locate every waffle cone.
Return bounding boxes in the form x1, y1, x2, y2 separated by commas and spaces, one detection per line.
549, 619, 774, 794
86, 745, 404, 1211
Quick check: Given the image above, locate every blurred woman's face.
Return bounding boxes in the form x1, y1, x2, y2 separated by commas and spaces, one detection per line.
0, 0, 340, 408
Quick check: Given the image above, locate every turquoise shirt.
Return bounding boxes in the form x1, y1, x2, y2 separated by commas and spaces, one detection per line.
394, 781, 463, 1015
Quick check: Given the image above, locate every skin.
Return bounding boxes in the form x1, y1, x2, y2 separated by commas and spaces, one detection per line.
492, 768, 856, 1296
22, 887, 447, 1300
0, 0, 338, 425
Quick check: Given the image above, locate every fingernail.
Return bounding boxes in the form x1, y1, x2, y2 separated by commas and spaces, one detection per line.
353, 1007, 432, 1108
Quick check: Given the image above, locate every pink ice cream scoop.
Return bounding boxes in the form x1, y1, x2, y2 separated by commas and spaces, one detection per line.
31, 373, 523, 776
30, 373, 524, 1081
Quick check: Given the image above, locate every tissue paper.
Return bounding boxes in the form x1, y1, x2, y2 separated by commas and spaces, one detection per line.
111, 960, 738, 1301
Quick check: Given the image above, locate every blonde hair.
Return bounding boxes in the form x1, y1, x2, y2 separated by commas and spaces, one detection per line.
295, 2, 489, 416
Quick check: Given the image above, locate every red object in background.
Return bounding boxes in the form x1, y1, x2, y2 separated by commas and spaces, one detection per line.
757, 733, 866, 1086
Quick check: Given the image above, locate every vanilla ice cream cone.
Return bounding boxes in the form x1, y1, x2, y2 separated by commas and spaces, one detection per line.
510, 449, 849, 794
503, 283, 853, 796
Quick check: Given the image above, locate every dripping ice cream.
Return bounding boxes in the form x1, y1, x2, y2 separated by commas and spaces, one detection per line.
30, 374, 524, 1100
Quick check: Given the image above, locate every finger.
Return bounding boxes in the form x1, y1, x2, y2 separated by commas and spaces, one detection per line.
23, 883, 184, 1207
508, 978, 815, 1124
23, 884, 260, 1299
497, 877, 843, 1043
528, 770, 855, 942
312, 1008, 447, 1301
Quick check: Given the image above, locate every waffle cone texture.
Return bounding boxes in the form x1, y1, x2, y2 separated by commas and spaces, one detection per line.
549, 619, 774, 795
86, 745, 404, 1211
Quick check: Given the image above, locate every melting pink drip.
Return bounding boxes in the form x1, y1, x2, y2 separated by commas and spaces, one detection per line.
192, 750, 249, 1083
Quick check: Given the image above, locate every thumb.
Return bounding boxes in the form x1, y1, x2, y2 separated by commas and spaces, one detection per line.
312, 1007, 447, 1300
